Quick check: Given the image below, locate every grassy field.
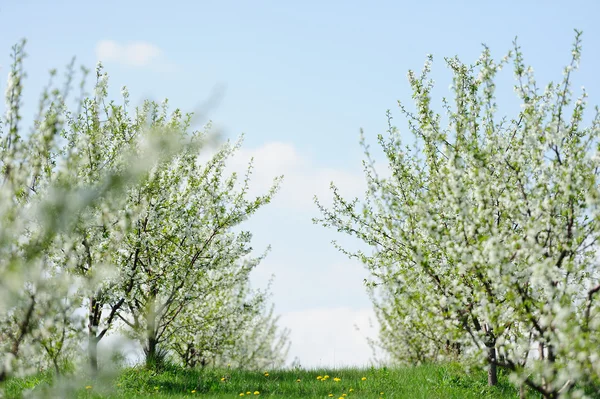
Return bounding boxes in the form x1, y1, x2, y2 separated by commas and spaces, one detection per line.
2, 363, 541, 398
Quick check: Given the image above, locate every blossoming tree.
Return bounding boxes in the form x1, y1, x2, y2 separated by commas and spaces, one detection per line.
115, 131, 282, 367
0, 40, 189, 380
0, 39, 289, 385
169, 280, 290, 370
316, 30, 600, 398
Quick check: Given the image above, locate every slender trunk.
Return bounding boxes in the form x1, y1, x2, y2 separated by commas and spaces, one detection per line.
88, 295, 100, 373
145, 295, 159, 368
520, 383, 526, 399
147, 334, 158, 368
483, 323, 498, 386
487, 344, 498, 386
187, 344, 196, 368
53, 359, 60, 376
88, 335, 99, 373
547, 345, 555, 363
545, 344, 556, 395
539, 342, 557, 394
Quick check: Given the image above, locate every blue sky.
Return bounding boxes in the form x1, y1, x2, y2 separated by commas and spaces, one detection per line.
2, 0, 599, 367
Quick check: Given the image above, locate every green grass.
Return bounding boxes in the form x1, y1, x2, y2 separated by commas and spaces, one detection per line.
2, 363, 539, 398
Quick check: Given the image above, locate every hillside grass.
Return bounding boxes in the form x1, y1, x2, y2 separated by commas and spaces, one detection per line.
2, 363, 541, 398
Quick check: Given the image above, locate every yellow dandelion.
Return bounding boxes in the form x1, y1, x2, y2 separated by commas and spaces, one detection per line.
328, 394, 333, 397
361, 377, 367, 381
334, 377, 341, 382
191, 389, 196, 393
240, 394, 245, 397
154, 386, 159, 390
85, 386, 92, 390
254, 391, 260, 395
317, 375, 323, 380
247, 392, 251, 395
349, 388, 354, 392
296, 378, 301, 382
221, 377, 226, 381
264, 372, 269, 377
324, 375, 330, 379
342, 394, 347, 397
380, 392, 384, 395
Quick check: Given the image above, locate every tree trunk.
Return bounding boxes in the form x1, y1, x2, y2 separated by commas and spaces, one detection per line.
486, 343, 498, 386
146, 335, 158, 368
88, 335, 99, 373
88, 293, 101, 373
547, 344, 555, 362
53, 358, 61, 376
483, 324, 498, 386
145, 296, 159, 368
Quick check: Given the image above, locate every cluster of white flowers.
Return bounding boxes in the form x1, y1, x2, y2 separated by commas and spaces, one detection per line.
0, 39, 289, 391
316, 30, 600, 398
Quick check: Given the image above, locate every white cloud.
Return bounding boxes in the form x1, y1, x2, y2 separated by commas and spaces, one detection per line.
251, 258, 371, 311
228, 141, 365, 211
95, 40, 169, 68
280, 307, 380, 368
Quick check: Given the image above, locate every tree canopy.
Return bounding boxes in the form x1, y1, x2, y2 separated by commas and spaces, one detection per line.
0, 39, 289, 388
316, 30, 600, 398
